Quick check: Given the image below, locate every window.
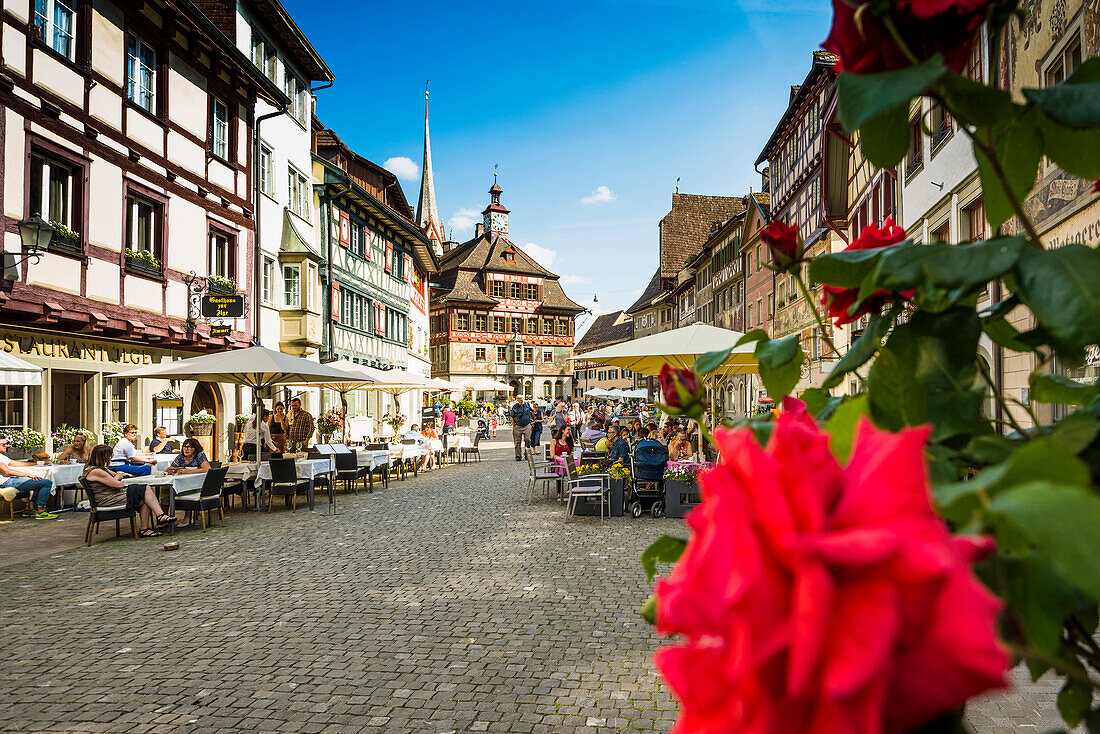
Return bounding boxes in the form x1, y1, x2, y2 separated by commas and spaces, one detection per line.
808, 99, 820, 137
906, 116, 923, 177
475, 347, 487, 361
474, 314, 487, 332
527, 318, 538, 334
288, 166, 310, 220
283, 264, 300, 307
930, 102, 952, 149
126, 37, 157, 113
259, 144, 274, 196
208, 229, 232, 279
306, 263, 317, 310
29, 149, 80, 241
453, 313, 469, 330
525, 283, 539, 300
339, 290, 369, 331
966, 31, 983, 82
102, 378, 129, 424
284, 71, 308, 125
524, 347, 535, 363
810, 175, 822, 211
33, 0, 76, 60
262, 257, 274, 303
509, 282, 524, 299
931, 221, 950, 243
211, 97, 230, 159
556, 319, 568, 336
964, 200, 986, 242
0, 387, 25, 431
542, 319, 553, 335
757, 298, 763, 324
747, 304, 753, 327
350, 221, 365, 257
251, 27, 277, 81
768, 292, 775, 318
511, 317, 524, 334
543, 350, 553, 363
490, 280, 505, 298
811, 328, 822, 360
496, 346, 507, 362
125, 193, 161, 259
493, 316, 505, 332
1044, 32, 1082, 87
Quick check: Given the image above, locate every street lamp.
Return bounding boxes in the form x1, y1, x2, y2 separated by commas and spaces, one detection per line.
16, 213, 55, 266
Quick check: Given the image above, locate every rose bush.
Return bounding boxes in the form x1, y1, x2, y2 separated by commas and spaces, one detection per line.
654, 402, 1008, 733
821, 217, 913, 326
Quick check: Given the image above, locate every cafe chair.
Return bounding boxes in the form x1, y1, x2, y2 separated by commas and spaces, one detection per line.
267, 458, 310, 512
525, 448, 560, 504
333, 451, 367, 494
173, 467, 229, 532
460, 434, 481, 464
564, 456, 610, 521
363, 443, 389, 490
79, 478, 138, 546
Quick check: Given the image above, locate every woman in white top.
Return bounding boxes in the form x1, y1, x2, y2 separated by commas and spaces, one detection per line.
242, 409, 277, 460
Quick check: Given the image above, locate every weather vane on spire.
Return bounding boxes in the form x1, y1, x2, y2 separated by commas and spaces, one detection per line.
493, 163, 498, 184
675, 176, 680, 194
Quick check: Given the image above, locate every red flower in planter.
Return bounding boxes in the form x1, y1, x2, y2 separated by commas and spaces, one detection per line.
654, 401, 1007, 733
822, 218, 912, 326
823, 0, 997, 75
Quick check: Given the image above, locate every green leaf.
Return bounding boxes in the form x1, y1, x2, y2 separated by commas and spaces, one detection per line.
1004, 556, 1080, 659
868, 347, 928, 429
1049, 413, 1100, 454
755, 335, 804, 401
1031, 373, 1097, 406
975, 107, 1043, 230
991, 481, 1100, 602
799, 387, 831, 418
811, 246, 897, 289
870, 237, 1028, 293
1038, 111, 1100, 179
1058, 676, 1094, 728
691, 346, 734, 377
858, 105, 910, 169
641, 534, 687, 583
640, 594, 657, 625
961, 434, 1016, 465
939, 439, 1091, 512
939, 71, 1017, 128
823, 394, 868, 463
736, 329, 769, 347
1015, 245, 1100, 352
1025, 80, 1100, 129
837, 57, 948, 134
822, 306, 897, 390
983, 311, 1036, 352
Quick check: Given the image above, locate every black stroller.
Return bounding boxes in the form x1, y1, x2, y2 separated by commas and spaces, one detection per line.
628, 442, 668, 518
476, 417, 491, 440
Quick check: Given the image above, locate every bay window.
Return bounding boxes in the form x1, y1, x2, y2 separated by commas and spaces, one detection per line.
283, 264, 300, 308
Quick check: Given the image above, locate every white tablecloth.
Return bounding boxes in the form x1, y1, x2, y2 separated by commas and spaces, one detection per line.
226, 457, 335, 482
122, 472, 207, 496
23, 463, 85, 492
389, 444, 428, 461
450, 435, 473, 451
357, 450, 390, 469
427, 439, 444, 454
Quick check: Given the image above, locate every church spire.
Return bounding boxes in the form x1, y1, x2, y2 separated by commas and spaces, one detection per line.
416, 80, 444, 253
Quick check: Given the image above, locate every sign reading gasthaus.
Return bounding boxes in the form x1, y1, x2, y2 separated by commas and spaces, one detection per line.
201, 295, 245, 319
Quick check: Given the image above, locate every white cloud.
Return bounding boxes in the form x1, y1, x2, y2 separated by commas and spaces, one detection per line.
581, 185, 617, 206
447, 207, 481, 235
559, 274, 590, 286
383, 156, 419, 182
520, 243, 557, 270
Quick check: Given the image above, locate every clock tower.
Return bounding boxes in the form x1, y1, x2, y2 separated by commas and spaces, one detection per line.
482, 175, 509, 235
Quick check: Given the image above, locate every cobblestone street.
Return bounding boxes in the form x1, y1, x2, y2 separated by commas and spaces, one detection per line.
0, 439, 1076, 733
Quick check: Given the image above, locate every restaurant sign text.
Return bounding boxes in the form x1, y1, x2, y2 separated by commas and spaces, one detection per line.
0, 333, 152, 364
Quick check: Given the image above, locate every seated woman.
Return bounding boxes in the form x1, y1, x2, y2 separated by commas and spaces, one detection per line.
167, 438, 211, 529
550, 425, 574, 457
668, 430, 694, 461
110, 424, 156, 476
82, 444, 174, 537
403, 424, 436, 471
149, 426, 177, 454
57, 432, 92, 464
242, 410, 277, 460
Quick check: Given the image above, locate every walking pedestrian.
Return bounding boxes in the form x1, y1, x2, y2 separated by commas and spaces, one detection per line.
531, 401, 545, 449
508, 395, 534, 461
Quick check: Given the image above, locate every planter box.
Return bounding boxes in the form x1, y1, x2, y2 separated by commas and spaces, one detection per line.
571, 476, 623, 517
124, 257, 163, 280
188, 423, 214, 436
207, 281, 235, 294
665, 477, 703, 519
49, 236, 83, 258
7, 446, 43, 461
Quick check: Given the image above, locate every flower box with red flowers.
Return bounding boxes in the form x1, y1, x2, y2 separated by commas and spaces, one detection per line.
663, 465, 702, 519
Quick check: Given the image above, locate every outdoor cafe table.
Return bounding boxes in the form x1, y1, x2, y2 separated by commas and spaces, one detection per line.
121, 471, 207, 534
226, 457, 335, 511
667, 460, 713, 472
388, 444, 428, 478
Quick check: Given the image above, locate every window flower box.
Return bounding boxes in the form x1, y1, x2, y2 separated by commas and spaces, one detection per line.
124, 249, 163, 279
207, 275, 236, 294
48, 222, 83, 257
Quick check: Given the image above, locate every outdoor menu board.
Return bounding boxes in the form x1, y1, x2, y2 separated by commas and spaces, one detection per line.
201, 294, 245, 318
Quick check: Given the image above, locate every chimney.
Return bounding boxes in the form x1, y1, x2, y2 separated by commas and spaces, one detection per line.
761, 166, 770, 193
475, 222, 484, 238
442, 240, 458, 253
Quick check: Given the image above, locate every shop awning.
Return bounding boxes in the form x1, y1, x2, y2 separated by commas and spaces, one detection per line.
0, 351, 42, 386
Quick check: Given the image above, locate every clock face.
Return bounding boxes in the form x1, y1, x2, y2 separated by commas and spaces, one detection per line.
492, 213, 508, 232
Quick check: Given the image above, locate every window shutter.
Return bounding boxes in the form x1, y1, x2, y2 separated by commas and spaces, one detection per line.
365, 231, 373, 261
385, 242, 393, 273
339, 211, 350, 247
404, 254, 412, 283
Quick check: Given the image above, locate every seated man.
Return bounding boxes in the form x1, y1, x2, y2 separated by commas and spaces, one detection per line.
668, 430, 694, 461
0, 435, 56, 519
606, 426, 631, 466
402, 425, 436, 471
580, 421, 607, 445
110, 424, 154, 477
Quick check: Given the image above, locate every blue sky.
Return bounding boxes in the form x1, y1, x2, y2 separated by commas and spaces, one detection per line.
283, 0, 832, 333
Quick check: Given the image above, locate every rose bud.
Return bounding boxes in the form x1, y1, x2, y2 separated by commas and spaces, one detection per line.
659, 364, 705, 417
760, 221, 804, 273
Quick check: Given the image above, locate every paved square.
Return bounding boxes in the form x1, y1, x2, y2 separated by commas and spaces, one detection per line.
0, 440, 1074, 732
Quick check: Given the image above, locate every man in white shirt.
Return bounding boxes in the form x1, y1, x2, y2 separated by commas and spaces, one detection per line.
110, 424, 155, 476
402, 425, 435, 470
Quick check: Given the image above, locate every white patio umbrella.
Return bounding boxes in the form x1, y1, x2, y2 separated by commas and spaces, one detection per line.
279, 359, 380, 441
452, 375, 514, 393
0, 351, 42, 386
111, 346, 372, 469
584, 388, 610, 397
620, 388, 650, 399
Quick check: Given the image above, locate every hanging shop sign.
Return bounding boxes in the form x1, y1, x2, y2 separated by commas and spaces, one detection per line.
200, 294, 245, 319
210, 325, 232, 337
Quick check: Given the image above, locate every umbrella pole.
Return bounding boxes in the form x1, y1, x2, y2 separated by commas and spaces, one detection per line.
253, 390, 262, 511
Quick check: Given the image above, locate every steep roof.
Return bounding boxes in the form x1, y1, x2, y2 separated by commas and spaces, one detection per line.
575, 311, 632, 354
626, 268, 665, 315
313, 125, 414, 218
660, 193, 747, 277
756, 50, 837, 166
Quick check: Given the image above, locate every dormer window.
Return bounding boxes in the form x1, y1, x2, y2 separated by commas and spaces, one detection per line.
503, 250, 515, 262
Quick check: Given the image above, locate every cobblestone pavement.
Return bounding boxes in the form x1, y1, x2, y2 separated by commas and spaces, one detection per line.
0, 439, 1075, 733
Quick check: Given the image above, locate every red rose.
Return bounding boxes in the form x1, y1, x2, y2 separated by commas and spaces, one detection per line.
822, 217, 912, 326
1093, 180, 1100, 192
761, 221, 803, 272
823, 0, 993, 75
654, 402, 1007, 733
659, 365, 704, 416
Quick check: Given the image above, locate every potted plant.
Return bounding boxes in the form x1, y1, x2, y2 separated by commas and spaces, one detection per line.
233, 414, 249, 433
124, 248, 162, 278
52, 424, 93, 453
4, 428, 46, 461
207, 274, 236, 294
100, 421, 124, 448
185, 411, 216, 436
607, 463, 631, 518
663, 464, 702, 519
49, 221, 81, 255
571, 462, 611, 517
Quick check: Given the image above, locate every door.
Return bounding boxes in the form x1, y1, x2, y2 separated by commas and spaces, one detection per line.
190, 381, 219, 460
51, 371, 87, 434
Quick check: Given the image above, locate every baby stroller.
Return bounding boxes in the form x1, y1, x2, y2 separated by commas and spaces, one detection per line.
476, 417, 491, 440
628, 442, 668, 518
